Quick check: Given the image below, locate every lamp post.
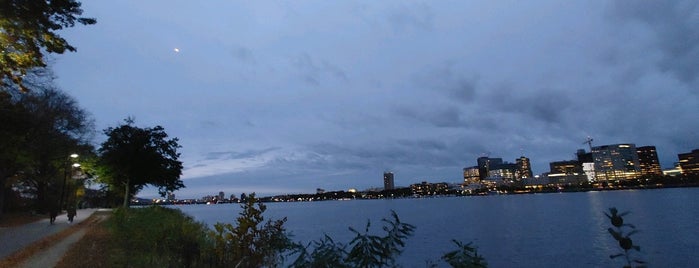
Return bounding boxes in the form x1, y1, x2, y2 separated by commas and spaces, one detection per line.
58, 153, 79, 213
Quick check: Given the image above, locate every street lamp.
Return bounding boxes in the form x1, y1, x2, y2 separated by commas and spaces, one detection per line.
58, 154, 79, 213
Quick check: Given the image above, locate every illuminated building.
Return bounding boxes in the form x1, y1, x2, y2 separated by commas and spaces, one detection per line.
516, 156, 533, 179
488, 163, 517, 181
463, 166, 480, 184
383, 172, 395, 190
678, 149, 699, 177
477, 157, 502, 180
636, 146, 662, 176
549, 160, 583, 175
592, 143, 640, 181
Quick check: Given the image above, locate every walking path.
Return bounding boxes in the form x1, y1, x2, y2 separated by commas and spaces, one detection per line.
0, 208, 100, 266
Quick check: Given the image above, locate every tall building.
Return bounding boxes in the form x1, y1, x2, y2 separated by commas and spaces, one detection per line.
463, 166, 480, 184
383, 172, 395, 190
477, 157, 502, 180
515, 156, 533, 179
637, 146, 662, 176
489, 162, 517, 181
592, 144, 640, 181
678, 149, 699, 177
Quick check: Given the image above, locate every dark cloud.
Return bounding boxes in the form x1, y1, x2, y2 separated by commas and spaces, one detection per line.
485, 85, 573, 125
610, 0, 699, 88
413, 63, 479, 104
393, 105, 469, 128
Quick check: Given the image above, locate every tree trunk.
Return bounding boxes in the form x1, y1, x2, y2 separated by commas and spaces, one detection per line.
0, 176, 5, 220
122, 178, 130, 208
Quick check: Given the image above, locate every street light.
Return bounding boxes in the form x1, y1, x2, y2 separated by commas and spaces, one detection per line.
58, 154, 79, 213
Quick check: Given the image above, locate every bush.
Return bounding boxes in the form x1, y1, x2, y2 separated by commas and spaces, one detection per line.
109, 206, 210, 267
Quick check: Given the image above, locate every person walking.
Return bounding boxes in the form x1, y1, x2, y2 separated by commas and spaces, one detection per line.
67, 206, 77, 223
49, 207, 58, 225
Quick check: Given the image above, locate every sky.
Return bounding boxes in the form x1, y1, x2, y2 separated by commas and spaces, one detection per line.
52, 1, 699, 199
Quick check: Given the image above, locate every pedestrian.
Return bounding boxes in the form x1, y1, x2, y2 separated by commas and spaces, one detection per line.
49, 207, 58, 225
67, 206, 77, 223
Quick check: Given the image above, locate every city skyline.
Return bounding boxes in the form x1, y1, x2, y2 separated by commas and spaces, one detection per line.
49, 1, 699, 198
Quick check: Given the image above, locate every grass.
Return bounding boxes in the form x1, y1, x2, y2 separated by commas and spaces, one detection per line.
55, 211, 114, 267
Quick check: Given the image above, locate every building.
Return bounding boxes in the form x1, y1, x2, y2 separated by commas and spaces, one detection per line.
636, 146, 662, 177
489, 162, 518, 182
663, 162, 683, 177
477, 157, 503, 180
550, 160, 583, 175
410, 181, 449, 196
592, 144, 641, 181
463, 166, 480, 184
678, 149, 699, 177
515, 156, 533, 180
383, 172, 395, 190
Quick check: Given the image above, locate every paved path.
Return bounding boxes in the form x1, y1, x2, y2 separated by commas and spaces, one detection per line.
0, 208, 98, 261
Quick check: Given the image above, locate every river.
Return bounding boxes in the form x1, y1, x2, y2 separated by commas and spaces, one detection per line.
173, 187, 699, 267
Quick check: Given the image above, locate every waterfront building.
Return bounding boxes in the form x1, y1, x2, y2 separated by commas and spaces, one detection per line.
678, 149, 699, 177
591, 143, 641, 181
515, 156, 533, 180
463, 166, 480, 184
663, 163, 683, 177
489, 162, 518, 182
477, 157, 503, 180
549, 160, 583, 175
637, 146, 662, 176
383, 172, 395, 190
410, 181, 449, 196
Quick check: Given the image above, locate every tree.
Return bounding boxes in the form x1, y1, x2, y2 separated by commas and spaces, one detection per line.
0, 0, 96, 92
0, 90, 30, 218
0, 83, 94, 215
98, 119, 184, 207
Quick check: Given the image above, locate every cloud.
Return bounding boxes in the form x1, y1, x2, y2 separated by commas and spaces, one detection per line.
609, 0, 699, 88
292, 53, 348, 86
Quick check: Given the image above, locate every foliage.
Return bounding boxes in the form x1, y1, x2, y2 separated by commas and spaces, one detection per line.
0, 0, 96, 92
0, 85, 94, 215
97, 118, 183, 207
209, 193, 293, 267
605, 207, 645, 268
290, 210, 416, 268
105, 196, 490, 268
109, 206, 211, 267
441, 240, 487, 268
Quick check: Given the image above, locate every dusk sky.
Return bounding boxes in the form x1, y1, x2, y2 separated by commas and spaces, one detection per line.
51, 1, 698, 199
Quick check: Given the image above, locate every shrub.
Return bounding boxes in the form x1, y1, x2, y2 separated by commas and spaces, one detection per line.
605, 207, 645, 268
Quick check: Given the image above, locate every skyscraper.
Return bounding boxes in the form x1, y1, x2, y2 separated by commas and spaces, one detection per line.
637, 146, 662, 176
678, 149, 699, 177
477, 157, 502, 180
383, 172, 395, 190
515, 156, 533, 179
463, 166, 480, 184
592, 144, 640, 181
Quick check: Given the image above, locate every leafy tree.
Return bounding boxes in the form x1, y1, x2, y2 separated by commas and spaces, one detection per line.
1, 84, 94, 214
98, 119, 183, 207
0, 0, 96, 92
0, 90, 30, 218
